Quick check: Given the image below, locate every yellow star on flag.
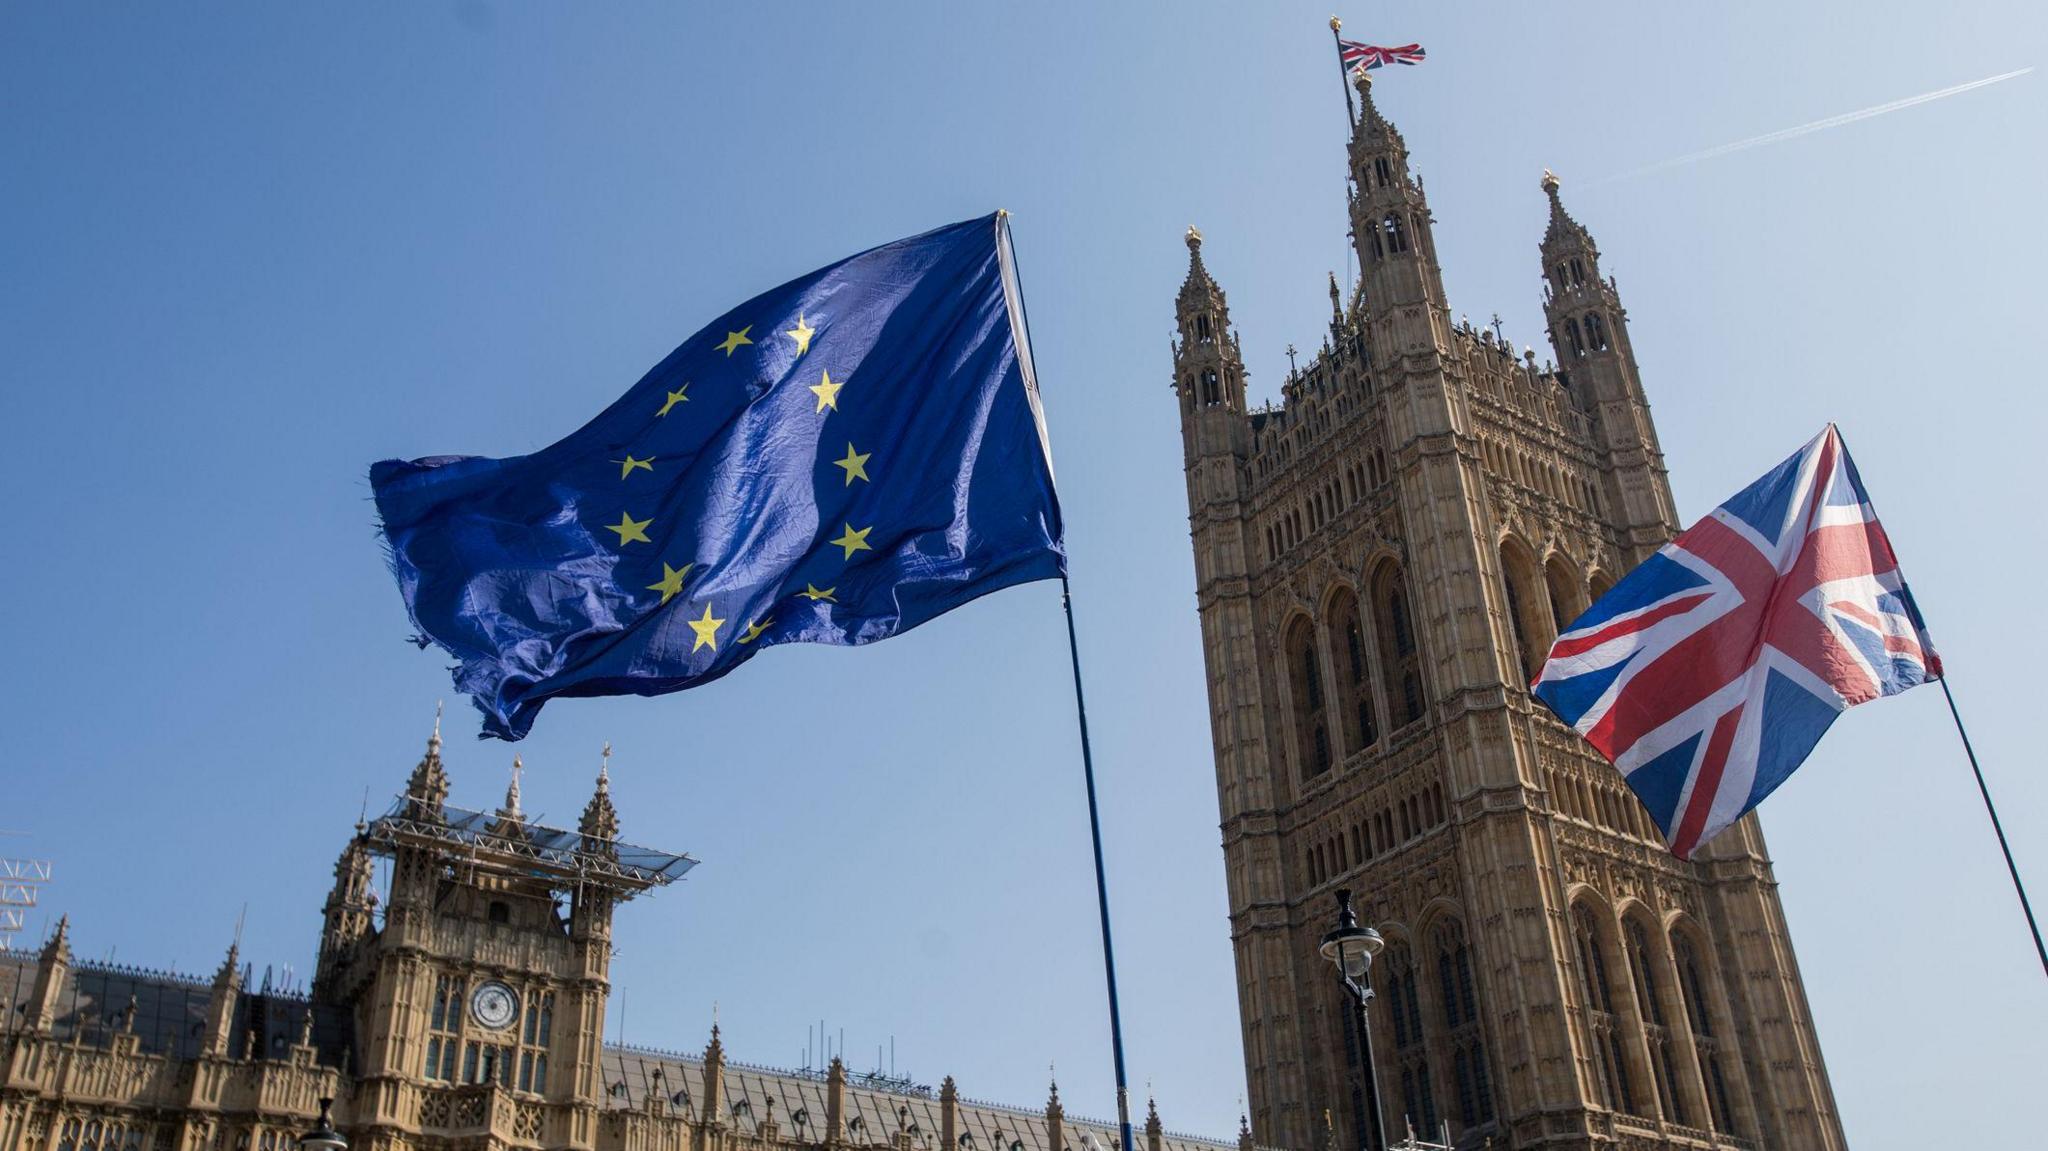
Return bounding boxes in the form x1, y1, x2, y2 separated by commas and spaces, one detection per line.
809, 369, 843, 413
617, 454, 655, 479
738, 618, 773, 644
607, 512, 653, 546
834, 443, 871, 486
786, 314, 815, 356
830, 523, 873, 559
657, 384, 690, 416
687, 602, 725, 652
717, 326, 754, 356
646, 562, 693, 605
800, 584, 837, 602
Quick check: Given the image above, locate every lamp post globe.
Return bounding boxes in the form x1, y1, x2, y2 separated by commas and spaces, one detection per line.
298, 1099, 346, 1151
1320, 890, 1388, 1151
1319, 889, 1385, 984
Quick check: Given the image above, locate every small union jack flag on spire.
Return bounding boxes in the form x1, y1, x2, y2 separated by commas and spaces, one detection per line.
1533, 425, 1939, 859
1338, 38, 1427, 73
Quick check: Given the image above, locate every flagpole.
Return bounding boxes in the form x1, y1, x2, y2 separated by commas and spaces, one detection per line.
1060, 575, 1137, 1151
1936, 676, 2048, 977
1330, 16, 1357, 128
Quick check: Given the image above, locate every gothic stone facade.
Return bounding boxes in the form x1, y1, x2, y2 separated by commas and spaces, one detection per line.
1173, 71, 1844, 1151
0, 741, 1248, 1151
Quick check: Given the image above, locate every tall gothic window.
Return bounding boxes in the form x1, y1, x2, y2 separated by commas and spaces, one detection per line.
1383, 214, 1408, 254
1572, 905, 1638, 1116
1627, 919, 1687, 1125
518, 990, 554, 1093
1374, 564, 1424, 727
1196, 314, 1212, 341
1675, 933, 1737, 1134
1327, 589, 1378, 756
1433, 921, 1494, 1130
1374, 157, 1392, 186
1564, 320, 1585, 357
1499, 541, 1551, 686
1380, 942, 1436, 1137
426, 975, 463, 1081
1287, 618, 1331, 779
1201, 369, 1220, 406
1546, 556, 1584, 636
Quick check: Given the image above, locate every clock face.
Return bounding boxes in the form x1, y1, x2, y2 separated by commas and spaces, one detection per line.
470, 981, 520, 1030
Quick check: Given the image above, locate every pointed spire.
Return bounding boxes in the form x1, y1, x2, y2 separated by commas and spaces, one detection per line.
213, 939, 242, 989
404, 702, 451, 822
1540, 168, 1595, 254
1180, 225, 1219, 302
496, 754, 525, 824
1328, 271, 1344, 326
581, 742, 620, 846
41, 913, 71, 964
1144, 1096, 1163, 1137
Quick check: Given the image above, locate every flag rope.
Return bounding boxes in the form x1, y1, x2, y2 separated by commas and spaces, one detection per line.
1937, 677, 2047, 977
1061, 575, 1137, 1151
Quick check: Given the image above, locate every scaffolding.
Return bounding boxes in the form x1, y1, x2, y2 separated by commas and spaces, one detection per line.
363, 798, 694, 899
0, 855, 53, 949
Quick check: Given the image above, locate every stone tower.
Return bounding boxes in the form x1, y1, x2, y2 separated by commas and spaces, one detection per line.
308, 732, 680, 1151
1172, 69, 1845, 1151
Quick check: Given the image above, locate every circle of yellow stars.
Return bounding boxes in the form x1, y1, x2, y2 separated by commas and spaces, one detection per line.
592, 309, 879, 657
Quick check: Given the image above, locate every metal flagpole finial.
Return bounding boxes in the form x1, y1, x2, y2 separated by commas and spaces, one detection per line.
1330, 15, 1341, 32
599, 741, 612, 788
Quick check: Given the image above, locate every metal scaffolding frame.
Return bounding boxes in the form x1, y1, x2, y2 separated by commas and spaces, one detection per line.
364, 798, 694, 899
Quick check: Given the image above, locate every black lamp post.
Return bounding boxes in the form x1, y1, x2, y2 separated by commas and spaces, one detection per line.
298, 1099, 346, 1151
1319, 889, 1387, 1151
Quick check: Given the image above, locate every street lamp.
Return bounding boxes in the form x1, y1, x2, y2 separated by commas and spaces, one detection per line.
1320, 889, 1387, 1151
298, 1099, 346, 1151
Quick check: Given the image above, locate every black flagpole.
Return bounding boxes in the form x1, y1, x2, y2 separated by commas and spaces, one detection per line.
1060, 575, 1137, 1151
1004, 209, 1137, 1151
1331, 16, 1357, 128
1936, 676, 2047, 977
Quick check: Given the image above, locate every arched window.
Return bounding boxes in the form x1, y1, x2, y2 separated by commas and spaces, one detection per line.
1379, 942, 1437, 1137
1590, 312, 1609, 349
1328, 589, 1378, 755
1499, 541, 1552, 685
1546, 556, 1585, 635
1675, 932, 1738, 1134
1373, 563, 1424, 727
1589, 571, 1615, 604
1201, 369, 1220, 406
1564, 320, 1584, 357
1374, 156, 1392, 187
1383, 214, 1408, 254
1287, 618, 1331, 779
1569, 258, 1586, 284
1195, 314, 1212, 341
1572, 904, 1638, 1115
1628, 919, 1687, 1125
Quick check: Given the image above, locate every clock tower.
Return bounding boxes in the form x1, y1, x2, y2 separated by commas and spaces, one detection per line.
311, 723, 694, 1151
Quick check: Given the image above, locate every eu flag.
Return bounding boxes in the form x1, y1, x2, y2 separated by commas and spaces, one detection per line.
372, 214, 1065, 740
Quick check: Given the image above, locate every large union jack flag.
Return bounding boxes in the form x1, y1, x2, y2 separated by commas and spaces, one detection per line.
1533, 425, 1939, 859
1339, 39, 1427, 72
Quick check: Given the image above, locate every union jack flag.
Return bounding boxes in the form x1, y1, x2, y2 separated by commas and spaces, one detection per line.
1339, 39, 1427, 72
1533, 426, 1939, 859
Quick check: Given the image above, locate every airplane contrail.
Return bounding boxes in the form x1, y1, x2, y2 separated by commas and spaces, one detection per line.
1586, 67, 2032, 187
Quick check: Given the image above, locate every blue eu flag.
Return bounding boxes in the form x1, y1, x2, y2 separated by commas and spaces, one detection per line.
372, 214, 1065, 740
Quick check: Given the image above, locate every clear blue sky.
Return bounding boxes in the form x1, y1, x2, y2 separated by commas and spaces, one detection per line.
3, 3, 2042, 1147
